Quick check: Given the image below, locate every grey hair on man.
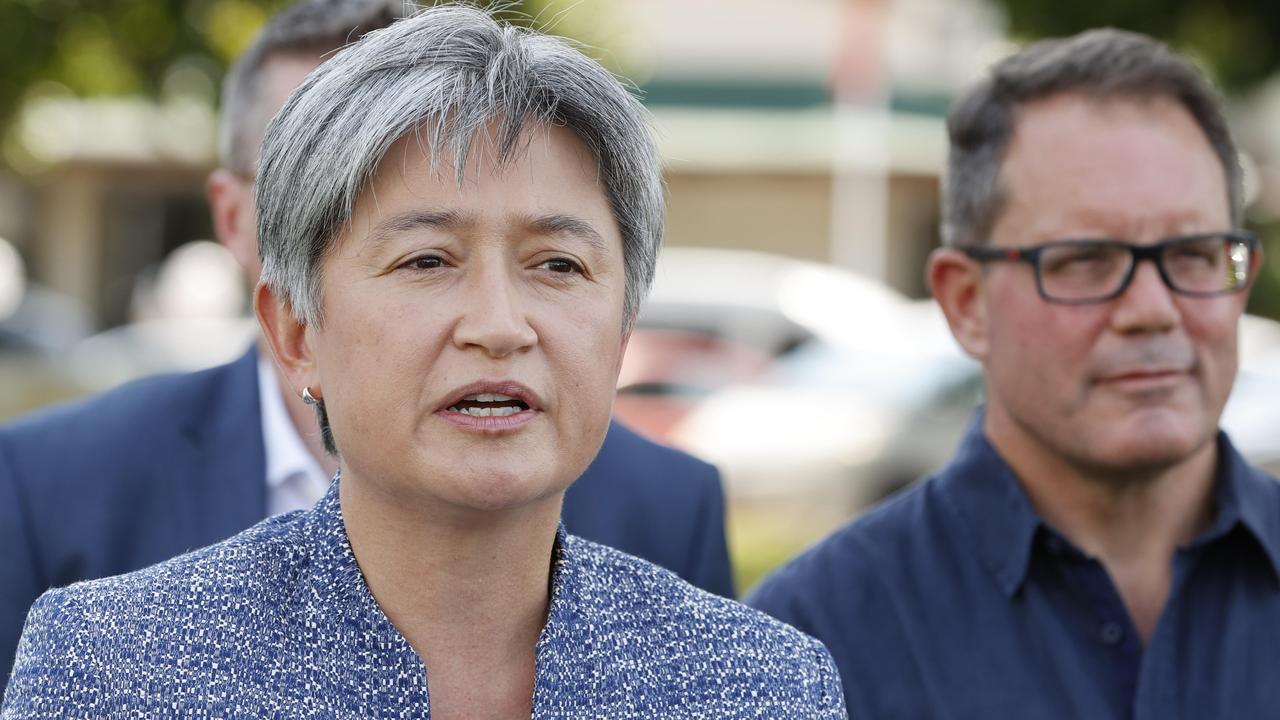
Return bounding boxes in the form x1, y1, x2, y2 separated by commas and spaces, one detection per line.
943, 28, 1242, 248
218, 0, 416, 176
255, 3, 664, 329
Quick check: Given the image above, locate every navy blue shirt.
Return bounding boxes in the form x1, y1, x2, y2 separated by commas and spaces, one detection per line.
748, 415, 1280, 719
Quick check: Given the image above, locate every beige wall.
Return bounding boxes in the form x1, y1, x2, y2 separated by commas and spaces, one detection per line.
665, 169, 940, 299
885, 174, 940, 298
30, 163, 209, 328
664, 171, 833, 262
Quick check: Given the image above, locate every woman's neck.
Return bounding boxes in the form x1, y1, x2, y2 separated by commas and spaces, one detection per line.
339, 475, 562, 720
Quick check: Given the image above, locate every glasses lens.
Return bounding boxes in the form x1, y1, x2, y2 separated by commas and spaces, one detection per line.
1037, 242, 1131, 301
1163, 234, 1252, 294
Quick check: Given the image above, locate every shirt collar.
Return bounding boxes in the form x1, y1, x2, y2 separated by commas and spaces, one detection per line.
257, 353, 328, 491
935, 412, 1042, 597
1198, 432, 1280, 582
938, 411, 1280, 597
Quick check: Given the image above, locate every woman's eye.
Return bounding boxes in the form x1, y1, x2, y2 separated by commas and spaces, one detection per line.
403, 255, 444, 270
538, 258, 583, 274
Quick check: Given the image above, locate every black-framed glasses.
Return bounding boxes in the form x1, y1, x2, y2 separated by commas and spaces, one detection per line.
961, 230, 1259, 304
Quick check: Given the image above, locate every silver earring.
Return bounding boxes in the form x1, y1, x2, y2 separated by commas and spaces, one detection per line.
302, 387, 319, 405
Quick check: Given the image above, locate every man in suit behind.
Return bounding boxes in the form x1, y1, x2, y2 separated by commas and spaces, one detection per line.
0, 0, 732, 691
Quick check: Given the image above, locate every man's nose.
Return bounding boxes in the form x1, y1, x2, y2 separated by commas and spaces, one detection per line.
1110, 259, 1180, 334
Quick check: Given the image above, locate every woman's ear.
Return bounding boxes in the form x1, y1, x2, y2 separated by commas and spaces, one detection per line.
617, 310, 638, 376
927, 246, 990, 361
254, 281, 321, 399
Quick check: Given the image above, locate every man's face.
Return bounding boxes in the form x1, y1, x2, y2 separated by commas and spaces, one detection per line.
976, 93, 1246, 475
253, 52, 323, 158
210, 52, 322, 284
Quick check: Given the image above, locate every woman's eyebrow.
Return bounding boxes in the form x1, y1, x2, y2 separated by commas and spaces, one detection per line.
364, 209, 464, 253
526, 213, 608, 252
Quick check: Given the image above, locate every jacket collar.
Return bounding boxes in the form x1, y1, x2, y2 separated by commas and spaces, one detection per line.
297, 477, 573, 709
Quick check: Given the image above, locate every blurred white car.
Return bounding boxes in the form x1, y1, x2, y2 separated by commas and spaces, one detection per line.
617, 247, 917, 442
618, 248, 974, 515
622, 245, 1280, 517
1221, 314, 1280, 474
669, 301, 978, 514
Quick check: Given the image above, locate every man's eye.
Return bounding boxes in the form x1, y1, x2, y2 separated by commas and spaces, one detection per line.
1042, 247, 1116, 274
538, 258, 583, 274
1167, 243, 1218, 263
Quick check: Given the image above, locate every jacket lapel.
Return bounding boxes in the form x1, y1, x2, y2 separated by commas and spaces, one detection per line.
171, 346, 269, 551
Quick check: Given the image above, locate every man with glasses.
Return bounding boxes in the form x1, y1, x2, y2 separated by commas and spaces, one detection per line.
750, 29, 1279, 718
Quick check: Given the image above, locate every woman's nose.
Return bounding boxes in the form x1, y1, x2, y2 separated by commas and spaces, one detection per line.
451, 267, 538, 357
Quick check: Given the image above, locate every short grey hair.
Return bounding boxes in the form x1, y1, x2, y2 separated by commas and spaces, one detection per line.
255, 4, 664, 331
217, 0, 414, 176
943, 28, 1242, 247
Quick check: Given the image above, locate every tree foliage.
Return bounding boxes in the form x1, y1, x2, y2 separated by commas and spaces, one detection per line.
0, 0, 558, 147
990, 0, 1280, 91
0, 1, 272, 126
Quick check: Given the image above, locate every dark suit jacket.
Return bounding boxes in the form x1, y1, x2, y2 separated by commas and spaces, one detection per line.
0, 349, 733, 689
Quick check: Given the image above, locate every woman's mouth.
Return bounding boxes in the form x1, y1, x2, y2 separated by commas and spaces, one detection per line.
437, 382, 542, 432
447, 393, 532, 417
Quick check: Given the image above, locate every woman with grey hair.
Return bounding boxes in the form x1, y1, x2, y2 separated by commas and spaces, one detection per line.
1, 6, 845, 718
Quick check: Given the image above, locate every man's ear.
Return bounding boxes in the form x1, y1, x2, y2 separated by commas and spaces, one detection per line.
255, 281, 320, 400
207, 169, 262, 281
927, 246, 990, 361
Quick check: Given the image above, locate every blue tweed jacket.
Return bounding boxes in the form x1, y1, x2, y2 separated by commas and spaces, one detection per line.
1, 481, 844, 718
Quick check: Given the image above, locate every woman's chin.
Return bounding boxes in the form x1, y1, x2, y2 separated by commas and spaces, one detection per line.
435, 468, 571, 514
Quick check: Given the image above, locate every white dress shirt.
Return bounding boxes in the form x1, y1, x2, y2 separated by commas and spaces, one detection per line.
257, 354, 331, 516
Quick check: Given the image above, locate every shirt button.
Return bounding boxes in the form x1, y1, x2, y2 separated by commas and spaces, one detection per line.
1045, 535, 1065, 555
1100, 622, 1124, 646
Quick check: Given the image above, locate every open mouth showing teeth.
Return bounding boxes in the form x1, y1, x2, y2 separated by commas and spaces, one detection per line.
447, 393, 531, 417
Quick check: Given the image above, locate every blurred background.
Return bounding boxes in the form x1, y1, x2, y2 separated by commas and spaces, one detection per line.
5, 0, 1280, 593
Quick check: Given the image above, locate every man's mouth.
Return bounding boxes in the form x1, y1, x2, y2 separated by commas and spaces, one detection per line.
1097, 366, 1190, 384
446, 393, 532, 417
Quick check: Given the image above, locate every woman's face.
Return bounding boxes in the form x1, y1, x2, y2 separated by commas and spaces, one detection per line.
304, 124, 629, 512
